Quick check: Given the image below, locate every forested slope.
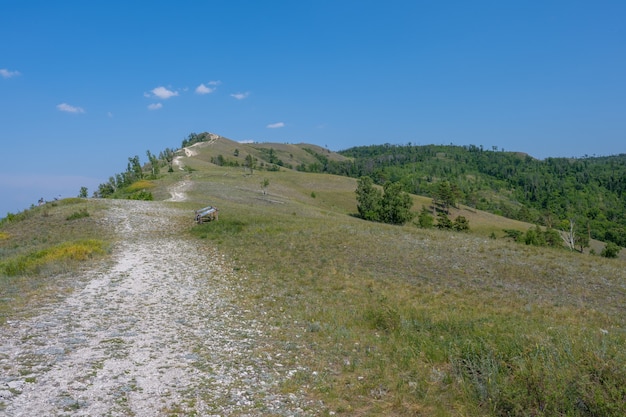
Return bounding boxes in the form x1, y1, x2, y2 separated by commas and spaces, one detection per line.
312, 144, 625, 246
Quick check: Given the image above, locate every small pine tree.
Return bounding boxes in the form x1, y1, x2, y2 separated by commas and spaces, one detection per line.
417, 206, 434, 228
436, 212, 453, 229
453, 215, 470, 232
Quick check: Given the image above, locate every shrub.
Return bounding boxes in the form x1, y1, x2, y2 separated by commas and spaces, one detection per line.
601, 242, 621, 258
127, 190, 153, 201
66, 209, 90, 221
436, 211, 453, 229
417, 206, 434, 228
453, 215, 470, 232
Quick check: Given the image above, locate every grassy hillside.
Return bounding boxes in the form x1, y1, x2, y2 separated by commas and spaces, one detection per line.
3, 136, 626, 416
0, 198, 111, 323
168, 149, 626, 415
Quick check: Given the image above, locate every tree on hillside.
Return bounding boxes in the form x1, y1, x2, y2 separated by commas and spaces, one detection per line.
417, 206, 434, 228
559, 218, 589, 253
356, 177, 414, 225
380, 182, 414, 225
261, 178, 270, 195
128, 155, 143, 181
244, 154, 255, 174
146, 150, 160, 178
453, 215, 470, 232
436, 212, 453, 229
356, 176, 382, 221
78, 187, 88, 198
433, 181, 460, 212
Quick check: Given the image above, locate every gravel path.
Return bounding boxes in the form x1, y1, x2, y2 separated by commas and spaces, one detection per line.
0, 200, 318, 416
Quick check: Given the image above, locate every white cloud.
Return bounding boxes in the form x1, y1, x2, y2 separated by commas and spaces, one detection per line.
148, 103, 163, 110
57, 103, 85, 113
195, 83, 215, 95
148, 86, 178, 99
267, 122, 285, 129
208, 80, 221, 86
230, 92, 250, 100
0, 68, 20, 78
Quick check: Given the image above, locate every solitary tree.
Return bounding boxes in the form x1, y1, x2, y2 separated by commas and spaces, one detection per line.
261, 178, 270, 195
244, 154, 255, 174
78, 186, 88, 198
146, 150, 160, 178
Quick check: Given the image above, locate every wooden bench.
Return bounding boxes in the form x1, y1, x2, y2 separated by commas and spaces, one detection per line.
195, 205, 219, 223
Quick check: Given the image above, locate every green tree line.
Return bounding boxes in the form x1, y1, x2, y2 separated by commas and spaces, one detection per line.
313, 144, 625, 247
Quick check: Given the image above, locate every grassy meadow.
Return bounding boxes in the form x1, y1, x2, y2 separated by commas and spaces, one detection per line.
180, 164, 626, 416
2, 152, 625, 415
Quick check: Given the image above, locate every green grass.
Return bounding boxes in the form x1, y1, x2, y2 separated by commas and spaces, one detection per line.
3, 154, 625, 415
182, 164, 626, 416
0, 199, 111, 324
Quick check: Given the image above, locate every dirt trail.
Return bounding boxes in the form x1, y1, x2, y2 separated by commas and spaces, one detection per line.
0, 200, 317, 416
166, 178, 192, 202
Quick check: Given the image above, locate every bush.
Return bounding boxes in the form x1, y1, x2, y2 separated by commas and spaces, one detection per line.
436, 212, 453, 229
453, 215, 470, 232
127, 190, 153, 201
417, 206, 434, 228
601, 242, 621, 258
66, 209, 90, 221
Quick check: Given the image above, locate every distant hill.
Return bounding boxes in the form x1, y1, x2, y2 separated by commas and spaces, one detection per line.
332, 144, 626, 247
178, 132, 350, 172
174, 135, 626, 247
93, 132, 625, 250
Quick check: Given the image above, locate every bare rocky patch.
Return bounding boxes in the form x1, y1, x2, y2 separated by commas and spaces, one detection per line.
0, 200, 320, 416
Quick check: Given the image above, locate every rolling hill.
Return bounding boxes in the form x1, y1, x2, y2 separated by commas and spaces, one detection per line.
2, 132, 626, 416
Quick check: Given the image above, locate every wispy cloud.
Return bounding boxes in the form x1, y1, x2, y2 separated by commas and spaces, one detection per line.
195, 83, 215, 95
208, 80, 221, 86
0, 68, 20, 78
57, 103, 85, 113
146, 86, 179, 99
230, 92, 250, 100
267, 122, 285, 129
148, 103, 163, 110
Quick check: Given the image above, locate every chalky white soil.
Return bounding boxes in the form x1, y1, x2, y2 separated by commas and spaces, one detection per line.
0, 200, 318, 416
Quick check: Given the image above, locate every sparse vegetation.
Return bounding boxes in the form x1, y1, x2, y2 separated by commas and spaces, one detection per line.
3, 137, 625, 416
65, 209, 90, 221
0, 199, 110, 324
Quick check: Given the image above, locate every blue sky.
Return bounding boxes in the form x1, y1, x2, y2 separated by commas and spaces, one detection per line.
1, 1, 625, 215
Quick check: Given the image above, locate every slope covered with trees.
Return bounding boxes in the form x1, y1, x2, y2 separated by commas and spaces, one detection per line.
317, 144, 626, 246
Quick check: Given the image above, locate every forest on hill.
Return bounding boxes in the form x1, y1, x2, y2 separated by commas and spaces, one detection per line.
301, 144, 626, 247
